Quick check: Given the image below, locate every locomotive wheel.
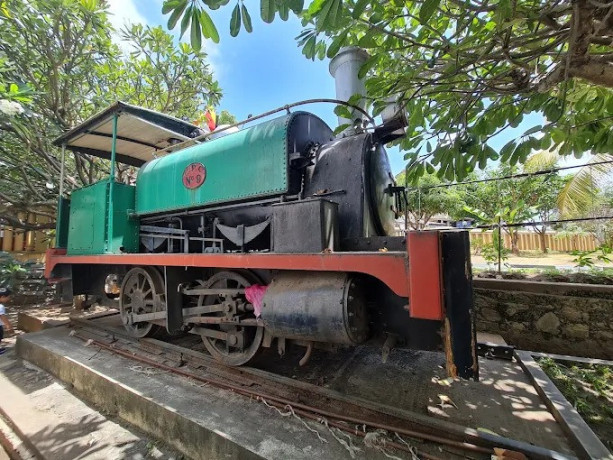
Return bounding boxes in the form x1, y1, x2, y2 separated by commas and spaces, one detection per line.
198, 270, 264, 366
119, 267, 166, 338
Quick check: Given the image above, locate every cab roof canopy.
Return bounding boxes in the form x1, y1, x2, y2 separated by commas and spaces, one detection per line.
53, 101, 200, 167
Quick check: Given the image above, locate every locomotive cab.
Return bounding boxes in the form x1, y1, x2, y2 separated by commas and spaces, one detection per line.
53, 101, 205, 256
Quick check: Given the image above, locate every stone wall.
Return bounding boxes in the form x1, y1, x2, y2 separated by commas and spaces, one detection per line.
1, 256, 54, 305
474, 279, 613, 359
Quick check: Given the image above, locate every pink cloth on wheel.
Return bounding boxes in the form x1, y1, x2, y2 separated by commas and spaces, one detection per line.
245, 285, 268, 318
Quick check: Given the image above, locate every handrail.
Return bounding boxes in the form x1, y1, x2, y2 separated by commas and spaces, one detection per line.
152, 98, 376, 157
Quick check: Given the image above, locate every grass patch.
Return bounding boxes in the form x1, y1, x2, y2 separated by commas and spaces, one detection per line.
474, 269, 613, 284
538, 357, 613, 450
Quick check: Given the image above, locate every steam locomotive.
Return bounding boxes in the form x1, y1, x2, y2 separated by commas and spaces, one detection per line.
45, 48, 477, 377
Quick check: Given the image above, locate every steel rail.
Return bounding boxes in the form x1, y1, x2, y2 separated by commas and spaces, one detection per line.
69, 320, 482, 450
256, 398, 444, 460
72, 318, 574, 460
68, 318, 574, 459
69, 329, 491, 459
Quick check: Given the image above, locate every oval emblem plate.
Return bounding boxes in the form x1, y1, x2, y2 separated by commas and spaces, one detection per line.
182, 163, 206, 189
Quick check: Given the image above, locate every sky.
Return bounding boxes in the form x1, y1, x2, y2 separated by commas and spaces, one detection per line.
107, 0, 415, 171
107, 1, 336, 124
105, 0, 586, 175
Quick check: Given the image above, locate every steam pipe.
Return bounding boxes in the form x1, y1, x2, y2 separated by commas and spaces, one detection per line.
152, 98, 375, 157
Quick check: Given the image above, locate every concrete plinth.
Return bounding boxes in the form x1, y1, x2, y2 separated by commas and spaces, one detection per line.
16, 328, 398, 460
17, 307, 117, 333
17, 311, 68, 332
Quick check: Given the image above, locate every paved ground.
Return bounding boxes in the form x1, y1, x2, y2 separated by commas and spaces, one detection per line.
0, 342, 182, 459
250, 342, 573, 454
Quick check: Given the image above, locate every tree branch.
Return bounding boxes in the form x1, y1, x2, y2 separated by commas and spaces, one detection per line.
570, 59, 613, 84
0, 214, 55, 231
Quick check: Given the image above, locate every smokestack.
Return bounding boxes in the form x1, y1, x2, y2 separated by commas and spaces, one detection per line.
329, 47, 370, 129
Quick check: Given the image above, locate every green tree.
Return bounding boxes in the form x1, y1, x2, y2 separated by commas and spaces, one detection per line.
571, 184, 613, 247
395, 170, 467, 230
164, 0, 613, 182
0, 56, 32, 110
522, 174, 568, 253
217, 110, 238, 125
97, 24, 222, 119
463, 198, 530, 256
463, 162, 565, 254
526, 150, 613, 217
0, 0, 225, 231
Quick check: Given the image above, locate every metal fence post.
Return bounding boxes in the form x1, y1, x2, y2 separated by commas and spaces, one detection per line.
497, 216, 502, 274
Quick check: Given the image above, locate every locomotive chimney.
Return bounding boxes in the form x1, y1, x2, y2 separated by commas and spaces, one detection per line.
329, 47, 370, 129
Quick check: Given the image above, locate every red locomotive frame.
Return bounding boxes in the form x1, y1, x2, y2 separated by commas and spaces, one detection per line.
47, 232, 443, 321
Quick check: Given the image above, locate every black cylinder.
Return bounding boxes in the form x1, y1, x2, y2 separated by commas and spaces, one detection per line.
260, 271, 369, 344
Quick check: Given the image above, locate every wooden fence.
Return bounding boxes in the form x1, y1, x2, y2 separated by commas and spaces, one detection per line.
0, 212, 52, 257
470, 230, 597, 252
1, 216, 599, 256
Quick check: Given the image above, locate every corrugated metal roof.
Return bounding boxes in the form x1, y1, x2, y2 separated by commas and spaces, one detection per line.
53, 102, 202, 167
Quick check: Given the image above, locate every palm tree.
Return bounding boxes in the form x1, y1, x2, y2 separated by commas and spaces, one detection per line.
524, 151, 613, 218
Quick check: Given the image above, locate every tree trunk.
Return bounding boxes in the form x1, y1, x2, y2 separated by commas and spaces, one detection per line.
539, 228, 548, 254
511, 230, 520, 256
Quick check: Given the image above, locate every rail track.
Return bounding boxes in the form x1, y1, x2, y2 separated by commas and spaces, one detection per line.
69, 315, 573, 460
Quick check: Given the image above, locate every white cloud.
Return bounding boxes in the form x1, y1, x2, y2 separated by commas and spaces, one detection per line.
105, 0, 149, 52
169, 27, 224, 79
204, 41, 223, 80
104, 0, 223, 78
106, 0, 148, 33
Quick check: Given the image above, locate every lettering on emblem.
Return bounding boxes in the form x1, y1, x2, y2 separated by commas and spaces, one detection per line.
182, 163, 206, 189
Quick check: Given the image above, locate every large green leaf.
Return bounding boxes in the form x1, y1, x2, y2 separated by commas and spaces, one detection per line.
302, 35, 316, 59
261, 0, 276, 23
307, 0, 326, 16
523, 125, 543, 136
316, 40, 326, 59
326, 30, 347, 58
288, 0, 304, 14
162, 0, 186, 15
358, 28, 378, 48
419, 0, 440, 22
278, 0, 290, 20
241, 4, 253, 32
180, 4, 193, 38
167, 0, 188, 29
333, 104, 352, 118
190, 8, 202, 51
352, 0, 369, 19
199, 9, 220, 43
204, 0, 231, 10
316, 0, 342, 31
358, 54, 379, 79
230, 3, 241, 36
